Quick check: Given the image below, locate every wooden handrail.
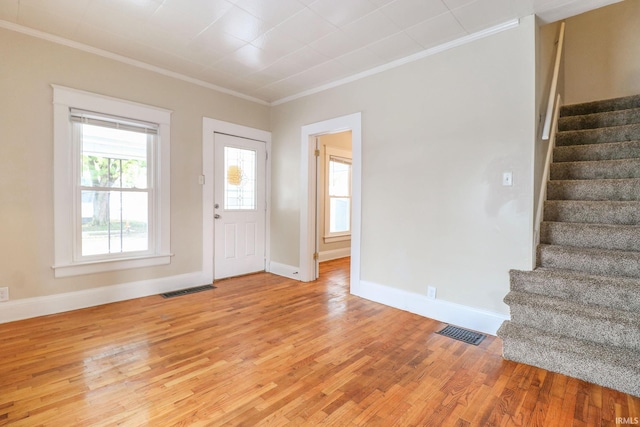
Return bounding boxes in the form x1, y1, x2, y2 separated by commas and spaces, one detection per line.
541, 22, 565, 141
534, 93, 561, 257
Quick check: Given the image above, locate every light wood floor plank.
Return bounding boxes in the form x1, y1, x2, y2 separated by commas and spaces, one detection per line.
0, 257, 638, 426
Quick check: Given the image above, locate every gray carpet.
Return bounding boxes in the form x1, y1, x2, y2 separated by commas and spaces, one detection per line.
497, 94, 640, 397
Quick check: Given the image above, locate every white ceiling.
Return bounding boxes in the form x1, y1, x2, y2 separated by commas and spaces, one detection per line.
0, 0, 623, 104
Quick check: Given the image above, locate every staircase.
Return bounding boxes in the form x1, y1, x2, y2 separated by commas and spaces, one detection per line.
498, 94, 640, 397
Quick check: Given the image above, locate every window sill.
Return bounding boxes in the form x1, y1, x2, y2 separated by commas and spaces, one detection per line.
52, 253, 173, 278
324, 234, 351, 244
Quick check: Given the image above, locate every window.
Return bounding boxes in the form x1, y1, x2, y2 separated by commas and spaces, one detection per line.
324, 147, 352, 242
53, 86, 172, 277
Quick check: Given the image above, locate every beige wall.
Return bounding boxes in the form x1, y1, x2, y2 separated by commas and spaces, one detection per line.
564, 0, 640, 104
318, 131, 352, 254
270, 16, 537, 315
0, 28, 269, 300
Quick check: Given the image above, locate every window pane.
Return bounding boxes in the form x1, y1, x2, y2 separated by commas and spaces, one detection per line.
329, 160, 350, 197
330, 198, 350, 233
224, 146, 256, 210
81, 124, 148, 189
81, 190, 148, 256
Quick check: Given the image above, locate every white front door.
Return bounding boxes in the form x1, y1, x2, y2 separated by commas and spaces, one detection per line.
214, 133, 266, 279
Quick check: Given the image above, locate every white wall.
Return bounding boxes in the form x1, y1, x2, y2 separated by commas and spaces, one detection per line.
270, 16, 537, 319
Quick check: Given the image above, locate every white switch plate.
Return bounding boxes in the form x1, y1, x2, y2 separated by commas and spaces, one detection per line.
0, 287, 8, 302
427, 286, 436, 300
502, 171, 513, 186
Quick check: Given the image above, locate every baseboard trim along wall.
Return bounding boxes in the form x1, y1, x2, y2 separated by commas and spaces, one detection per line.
268, 262, 300, 280
0, 267, 509, 335
0, 272, 207, 325
354, 280, 509, 336
318, 248, 351, 262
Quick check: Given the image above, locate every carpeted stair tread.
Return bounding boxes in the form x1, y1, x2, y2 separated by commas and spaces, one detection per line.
540, 221, 640, 251
544, 200, 640, 225
504, 290, 640, 351
560, 94, 640, 117
498, 322, 640, 397
558, 107, 640, 131
510, 268, 640, 312
538, 244, 640, 279
554, 140, 640, 163
556, 123, 640, 147
547, 178, 640, 201
550, 158, 640, 180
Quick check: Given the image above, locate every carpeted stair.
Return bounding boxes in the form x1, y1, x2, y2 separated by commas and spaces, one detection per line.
498, 94, 640, 397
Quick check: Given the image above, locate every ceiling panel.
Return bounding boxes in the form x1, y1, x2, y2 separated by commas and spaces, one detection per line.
0, 0, 624, 103
380, 0, 449, 29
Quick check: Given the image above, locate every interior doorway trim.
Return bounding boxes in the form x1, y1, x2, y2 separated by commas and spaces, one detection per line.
300, 112, 362, 293
202, 118, 272, 284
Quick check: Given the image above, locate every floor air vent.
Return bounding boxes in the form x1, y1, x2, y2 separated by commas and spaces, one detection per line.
161, 285, 216, 299
437, 325, 486, 345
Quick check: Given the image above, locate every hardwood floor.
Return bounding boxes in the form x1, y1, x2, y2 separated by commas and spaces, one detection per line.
1, 257, 638, 426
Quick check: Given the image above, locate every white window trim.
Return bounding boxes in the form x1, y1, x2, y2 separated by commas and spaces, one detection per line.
52, 85, 172, 278
324, 146, 352, 241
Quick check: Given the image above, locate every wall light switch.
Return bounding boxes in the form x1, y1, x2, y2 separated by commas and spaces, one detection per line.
502, 171, 513, 186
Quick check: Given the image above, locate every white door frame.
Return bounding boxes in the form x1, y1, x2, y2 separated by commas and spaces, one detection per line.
202, 118, 271, 284
300, 113, 362, 294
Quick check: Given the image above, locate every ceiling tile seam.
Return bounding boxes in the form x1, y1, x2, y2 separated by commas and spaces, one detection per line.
0, 19, 269, 106
440, 0, 472, 35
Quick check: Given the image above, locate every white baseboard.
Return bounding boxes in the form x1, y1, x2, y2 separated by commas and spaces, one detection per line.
354, 280, 509, 336
268, 262, 300, 281
0, 271, 207, 324
318, 248, 351, 262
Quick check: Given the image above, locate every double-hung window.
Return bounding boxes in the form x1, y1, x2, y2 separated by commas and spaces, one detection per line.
324, 147, 352, 242
53, 86, 171, 277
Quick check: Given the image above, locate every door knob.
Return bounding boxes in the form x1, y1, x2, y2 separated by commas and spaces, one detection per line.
214, 214, 221, 219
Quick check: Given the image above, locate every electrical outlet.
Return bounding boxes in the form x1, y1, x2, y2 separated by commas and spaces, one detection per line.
0, 287, 8, 302
427, 286, 436, 300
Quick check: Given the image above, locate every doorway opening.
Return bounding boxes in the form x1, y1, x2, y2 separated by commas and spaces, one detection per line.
299, 113, 361, 295
315, 131, 352, 280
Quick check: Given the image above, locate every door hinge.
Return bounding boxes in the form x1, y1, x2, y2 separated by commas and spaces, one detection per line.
314, 149, 320, 157
313, 252, 319, 260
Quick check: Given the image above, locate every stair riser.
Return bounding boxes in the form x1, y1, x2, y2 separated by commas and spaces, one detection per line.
547, 180, 640, 201
554, 141, 640, 163
507, 301, 640, 351
540, 222, 640, 252
559, 108, 640, 131
538, 246, 640, 279
561, 94, 640, 117
550, 160, 640, 180
556, 124, 640, 147
499, 325, 640, 397
544, 201, 640, 225
510, 270, 640, 312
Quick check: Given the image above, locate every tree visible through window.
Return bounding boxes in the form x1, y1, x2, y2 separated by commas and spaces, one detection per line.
77, 120, 152, 256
